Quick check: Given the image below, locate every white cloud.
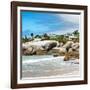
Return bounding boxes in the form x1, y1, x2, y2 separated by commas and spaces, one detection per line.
58, 14, 80, 24
48, 28, 79, 35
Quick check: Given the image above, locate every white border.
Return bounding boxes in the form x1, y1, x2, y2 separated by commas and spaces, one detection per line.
17, 6, 84, 84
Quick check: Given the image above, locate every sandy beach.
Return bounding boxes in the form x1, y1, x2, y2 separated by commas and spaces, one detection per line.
22, 55, 80, 79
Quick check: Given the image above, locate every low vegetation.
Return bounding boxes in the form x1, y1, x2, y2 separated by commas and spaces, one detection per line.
22, 30, 79, 43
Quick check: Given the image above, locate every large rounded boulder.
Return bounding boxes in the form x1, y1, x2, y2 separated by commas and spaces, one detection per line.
71, 42, 79, 50
63, 41, 74, 48
43, 42, 57, 51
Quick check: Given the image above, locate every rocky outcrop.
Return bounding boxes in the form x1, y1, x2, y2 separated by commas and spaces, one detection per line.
64, 51, 79, 61
36, 49, 47, 55
71, 42, 79, 51
23, 46, 36, 55
63, 41, 73, 48
43, 42, 57, 51
22, 40, 79, 60
68, 48, 73, 52
22, 40, 59, 55
58, 47, 66, 55
49, 47, 66, 56
63, 42, 79, 61
59, 42, 64, 47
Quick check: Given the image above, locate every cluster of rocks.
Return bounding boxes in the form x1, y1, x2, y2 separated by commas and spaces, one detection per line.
22, 40, 59, 55
22, 40, 79, 61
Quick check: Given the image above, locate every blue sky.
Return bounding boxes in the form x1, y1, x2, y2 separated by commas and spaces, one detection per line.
21, 11, 80, 37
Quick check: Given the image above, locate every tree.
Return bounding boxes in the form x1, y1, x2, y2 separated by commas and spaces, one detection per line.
31, 33, 33, 37
35, 35, 41, 38
43, 33, 48, 37
43, 33, 50, 40
57, 35, 67, 44
22, 35, 29, 43
73, 30, 79, 36
30, 33, 34, 40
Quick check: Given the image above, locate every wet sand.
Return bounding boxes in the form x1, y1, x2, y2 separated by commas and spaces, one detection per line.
22, 56, 80, 78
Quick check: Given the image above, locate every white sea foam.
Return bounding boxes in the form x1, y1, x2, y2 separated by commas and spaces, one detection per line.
22, 56, 64, 64
22, 56, 80, 78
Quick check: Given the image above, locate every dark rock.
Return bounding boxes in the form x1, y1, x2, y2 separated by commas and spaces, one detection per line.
64, 51, 79, 61
44, 42, 57, 51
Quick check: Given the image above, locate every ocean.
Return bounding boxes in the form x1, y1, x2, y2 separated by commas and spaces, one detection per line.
22, 55, 80, 79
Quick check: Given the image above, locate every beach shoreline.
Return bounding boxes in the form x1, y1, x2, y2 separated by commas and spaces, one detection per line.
22, 55, 80, 78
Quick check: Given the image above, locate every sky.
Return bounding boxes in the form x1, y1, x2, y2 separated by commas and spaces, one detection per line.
21, 11, 80, 37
